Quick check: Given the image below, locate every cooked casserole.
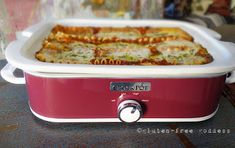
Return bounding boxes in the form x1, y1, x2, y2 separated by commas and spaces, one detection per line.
35, 25, 213, 65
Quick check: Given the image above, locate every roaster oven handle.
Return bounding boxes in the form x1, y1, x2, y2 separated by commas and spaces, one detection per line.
226, 72, 235, 84
16, 21, 48, 40
0, 63, 25, 84
0, 22, 44, 84
221, 41, 235, 84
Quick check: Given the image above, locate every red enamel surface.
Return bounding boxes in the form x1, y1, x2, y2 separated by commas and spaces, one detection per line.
25, 73, 226, 119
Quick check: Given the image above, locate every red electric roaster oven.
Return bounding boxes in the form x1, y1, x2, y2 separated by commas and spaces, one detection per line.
1, 19, 235, 123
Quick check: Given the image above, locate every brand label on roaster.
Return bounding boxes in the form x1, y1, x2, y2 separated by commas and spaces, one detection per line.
110, 82, 151, 91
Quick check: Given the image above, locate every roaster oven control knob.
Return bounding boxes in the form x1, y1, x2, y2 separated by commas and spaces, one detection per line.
118, 100, 142, 123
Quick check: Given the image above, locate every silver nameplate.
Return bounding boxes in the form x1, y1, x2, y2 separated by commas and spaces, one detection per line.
110, 82, 151, 92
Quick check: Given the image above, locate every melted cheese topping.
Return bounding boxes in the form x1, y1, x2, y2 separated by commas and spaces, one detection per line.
153, 40, 209, 64
64, 42, 95, 63
98, 43, 151, 61
38, 42, 95, 64
35, 25, 213, 65
146, 28, 192, 40
97, 28, 141, 40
